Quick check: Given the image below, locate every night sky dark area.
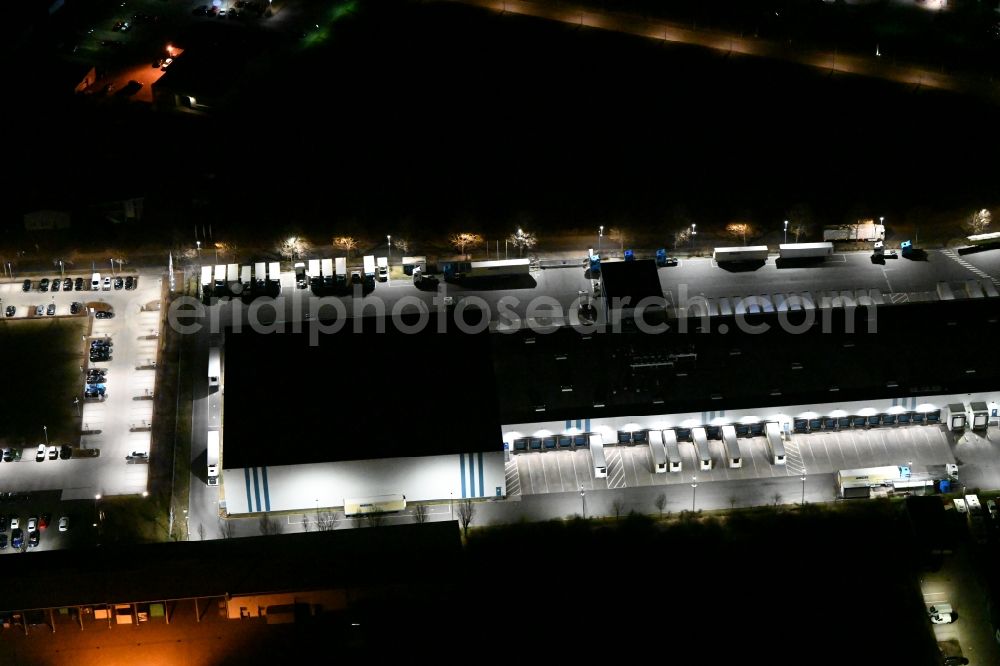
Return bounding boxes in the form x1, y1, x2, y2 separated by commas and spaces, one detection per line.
6, 0, 999, 251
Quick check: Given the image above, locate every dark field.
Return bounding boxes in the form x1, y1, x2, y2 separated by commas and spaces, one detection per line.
8, 0, 1000, 254
0, 318, 86, 445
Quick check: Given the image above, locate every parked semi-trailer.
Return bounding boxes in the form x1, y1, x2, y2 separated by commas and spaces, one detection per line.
267, 262, 281, 291
200, 266, 213, 294
321, 258, 334, 288
335, 258, 347, 286
713, 246, 769, 263
823, 220, 885, 242
363, 255, 376, 287
778, 242, 834, 259
294, 262, 307, 289
214, 265, 226, 289
443, 258, 530, 281
254, 262, 266, 290
377, 257, 388, 281
226, 264, 238, 285
240, 265, 251, 288
308, 259, 321, 286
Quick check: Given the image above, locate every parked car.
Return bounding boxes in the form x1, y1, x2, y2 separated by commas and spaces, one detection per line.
102, 277, 111, 291
1, 448, 12, 462
125, 276, 136, 289
28, 530, 39, 548
35, 305, 44, 317
10, 517, 18, 530
114, 277, 124, 290
60, 445, 72, 460
70, 302, 84, 315
11, 529, 23, 549
46, 303, 56, 316
5, 306, 15, 317
58, 516, 69, 532
26, 517, 36, 531
0, 533, 7, 549
63, 278, 72, 290
39, 278, 49, 292
50, 278, 60, 292
75, 277, 85, 291
35, 445, 46, 462
39, 514, 50, 529
160, 57, 174, 70
95, 310, 115, 319
22, 279, 31, 292
48, 446, 57, 460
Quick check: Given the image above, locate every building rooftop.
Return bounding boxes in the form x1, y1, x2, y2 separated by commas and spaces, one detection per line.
491, 298, 1000, 424
223, 312, 501, 469
599, 259, 665, 309
0, 523, 460, 613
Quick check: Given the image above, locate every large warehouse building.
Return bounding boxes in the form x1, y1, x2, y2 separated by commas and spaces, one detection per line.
216, 292, 1000, 515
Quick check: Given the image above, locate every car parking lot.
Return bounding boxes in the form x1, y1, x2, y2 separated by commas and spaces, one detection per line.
0, 493, 80, 555
510, 424, 957, 496
0, 272, 163, 504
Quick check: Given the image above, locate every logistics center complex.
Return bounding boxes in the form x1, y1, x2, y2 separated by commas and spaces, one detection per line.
205, 252, 1000, 515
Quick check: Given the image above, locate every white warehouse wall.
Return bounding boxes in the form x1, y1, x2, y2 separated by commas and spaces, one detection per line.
501, 391, 1000, 444
225, 452, 506, 515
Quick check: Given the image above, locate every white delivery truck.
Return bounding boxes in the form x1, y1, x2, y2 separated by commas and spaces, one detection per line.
321, 258, 334, 288
335, 257, 347, 286
377, 257, 388, 281
91, 272, 101, 290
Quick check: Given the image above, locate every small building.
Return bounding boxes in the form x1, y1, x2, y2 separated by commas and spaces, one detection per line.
24, 209, 71, 231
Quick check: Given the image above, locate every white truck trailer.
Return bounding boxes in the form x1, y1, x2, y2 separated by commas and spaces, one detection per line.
308, 259, 321, 286
200, 266, 213, 294
713, 246, 769, 263
321, 258, 334, 287
214, 265, 226, 290
778, 242, 834, 259
335, 257, 347, 286
377, 256, 388, 281
823, 221, 885, 242
207, 430, 220, 486
363, 255, 377, 287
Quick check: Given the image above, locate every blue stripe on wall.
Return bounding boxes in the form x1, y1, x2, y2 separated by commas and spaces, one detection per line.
576, 419, 582, 430
565, 419, 572, 430
585, 418, 591, 432
252, 467, 261, 512
262, 466, 271, 512
468, 454, 476, 498
244, 468, 253, 513
478, 452, 484, 498
460, 453, 467, 499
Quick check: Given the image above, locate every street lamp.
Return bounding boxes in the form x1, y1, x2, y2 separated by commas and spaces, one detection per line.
598, 225, 604, 256
580, 485, 586, 519
386, 234, 391, 271
800, 475, 807, 505
74, 397, 80, 417
43, 425, 48, 447
690, 223, 697, 253
784, 220, 789, 244
691, 475, 698, 512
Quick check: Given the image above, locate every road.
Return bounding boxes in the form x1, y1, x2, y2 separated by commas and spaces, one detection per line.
442, 0, 1000, 102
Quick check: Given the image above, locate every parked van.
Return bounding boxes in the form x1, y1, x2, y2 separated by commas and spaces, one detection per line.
91, 273, 101, 290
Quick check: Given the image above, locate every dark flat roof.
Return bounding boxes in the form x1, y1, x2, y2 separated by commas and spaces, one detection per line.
492, 299, 1000, 423
600, 259, 665, 307
223, 313, 501, 469
0, 523, 460, 613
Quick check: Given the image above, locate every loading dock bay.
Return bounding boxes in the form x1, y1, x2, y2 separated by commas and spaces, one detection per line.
510, 425, 956, 495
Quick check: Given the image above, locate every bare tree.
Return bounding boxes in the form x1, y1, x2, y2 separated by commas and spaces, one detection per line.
608, 227, 627, 256
413, 503, 429, 524
316, 511, 338, 531
726, 222, 753, 246
673, 227, 692, 250
612, 496, 626, 520
364, 509, 386, 528
257, 513, 282, 536
791, 223, 808, 243
392, 237, 410, 255
278, 235, 310, 260
197, 523, 206, 541
654, 493, 668, 518
772, 492, 783, 507
508, 229, 537, 257
218, 519, 236, 539
450, 233, 483, 260
301, 514, 312, 533
964, 209, 992, 235
456, 499, 475, 537
729, 494, 738, 510
333, 236, 360, 258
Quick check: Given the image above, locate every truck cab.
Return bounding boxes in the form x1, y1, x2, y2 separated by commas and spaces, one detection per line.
376, 257, 388, 281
